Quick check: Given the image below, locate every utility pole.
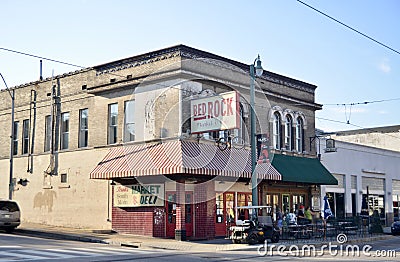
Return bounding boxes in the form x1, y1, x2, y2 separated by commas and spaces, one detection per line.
0, 73, 15, 200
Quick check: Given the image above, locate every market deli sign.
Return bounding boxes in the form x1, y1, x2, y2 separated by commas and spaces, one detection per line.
191, 91, 240, 133
114, 184, 164, 207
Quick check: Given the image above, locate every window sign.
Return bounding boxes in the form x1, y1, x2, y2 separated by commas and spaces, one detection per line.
114, 184, 164, 207
190, 91, 239, 133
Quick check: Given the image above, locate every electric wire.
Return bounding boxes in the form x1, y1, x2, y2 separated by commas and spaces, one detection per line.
296, 0, 400, 56
0, 47, 86, 69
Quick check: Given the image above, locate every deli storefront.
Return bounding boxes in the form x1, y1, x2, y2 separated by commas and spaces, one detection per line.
90, 140, 337, 239
90, 140, 282, 239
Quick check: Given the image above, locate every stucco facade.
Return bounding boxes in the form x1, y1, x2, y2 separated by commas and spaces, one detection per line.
320, 139, 400, 225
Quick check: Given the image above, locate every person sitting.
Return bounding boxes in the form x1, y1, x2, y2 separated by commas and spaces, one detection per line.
286, 209, 297, 225
304, 206, 314, 223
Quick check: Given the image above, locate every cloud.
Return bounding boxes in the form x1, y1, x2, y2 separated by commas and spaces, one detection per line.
378, 58, 391, 73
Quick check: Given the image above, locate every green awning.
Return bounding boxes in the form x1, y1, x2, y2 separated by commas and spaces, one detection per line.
271, 154, 338, 185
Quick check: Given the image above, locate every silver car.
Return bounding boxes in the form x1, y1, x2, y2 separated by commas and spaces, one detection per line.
0, 200, 20, 233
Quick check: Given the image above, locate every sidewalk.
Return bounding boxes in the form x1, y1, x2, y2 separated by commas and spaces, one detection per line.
15, 222, 395, 253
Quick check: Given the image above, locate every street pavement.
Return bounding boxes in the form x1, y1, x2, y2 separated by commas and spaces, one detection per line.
13, 221, 395, 253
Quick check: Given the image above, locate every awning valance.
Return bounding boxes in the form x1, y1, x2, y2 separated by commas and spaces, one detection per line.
271, 154, 338, 185
90, 140, 281, 181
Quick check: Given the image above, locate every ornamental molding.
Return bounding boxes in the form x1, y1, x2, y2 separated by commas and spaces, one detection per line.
95, 48, 316, 94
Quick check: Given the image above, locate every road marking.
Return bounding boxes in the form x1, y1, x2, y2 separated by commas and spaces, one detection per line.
73, 246, 151, 255
17, 249, 77, 259
0, 245, 22, 248
0, 250, 44, 260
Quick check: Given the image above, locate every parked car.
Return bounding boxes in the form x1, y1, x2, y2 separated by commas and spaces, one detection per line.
0, 200, 21, 233
391, 221, 400, 235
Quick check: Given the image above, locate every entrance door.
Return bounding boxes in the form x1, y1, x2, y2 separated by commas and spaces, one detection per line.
215, 192, 234, 237
185, 193, 193, 237
165, 192, 193, 238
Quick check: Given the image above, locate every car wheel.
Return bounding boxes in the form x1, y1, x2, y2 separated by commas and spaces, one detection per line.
271, 232, 280, 243
247, 233, 259, 245
5, 227, 15, 233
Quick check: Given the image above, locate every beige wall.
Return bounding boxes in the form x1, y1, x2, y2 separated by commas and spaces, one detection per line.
0, 148, 111, 229
0, 47, 320, 229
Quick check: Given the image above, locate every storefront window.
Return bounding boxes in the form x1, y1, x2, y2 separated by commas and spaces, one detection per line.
237, 193, 252, 220
393, 195, 399, 221
292, 194, 305, 213
226, 193, 234, 223
282, 194, 290, 214
216, 193, 224, 223
367, 194, 385, 224
326, 192, 345, 218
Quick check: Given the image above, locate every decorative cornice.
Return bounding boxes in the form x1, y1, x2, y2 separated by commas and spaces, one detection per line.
94, 45, 317, 94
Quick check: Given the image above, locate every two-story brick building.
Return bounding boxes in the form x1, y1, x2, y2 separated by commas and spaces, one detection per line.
0, 45, 336, 239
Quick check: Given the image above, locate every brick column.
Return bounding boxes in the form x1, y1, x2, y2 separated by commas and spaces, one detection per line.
175, 181, 186, 241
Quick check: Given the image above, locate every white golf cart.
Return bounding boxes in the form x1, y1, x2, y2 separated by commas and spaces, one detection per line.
229, 205, 280, 244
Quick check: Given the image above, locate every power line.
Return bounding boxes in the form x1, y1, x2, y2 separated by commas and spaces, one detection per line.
0, 47, 86, 69
296, 0, 400, 56
316, 116, 400, 141
324, 97, 400, 106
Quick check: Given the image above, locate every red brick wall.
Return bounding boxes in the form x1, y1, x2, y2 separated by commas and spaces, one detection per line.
112, 206, 166, 237
194, 181, 216, 239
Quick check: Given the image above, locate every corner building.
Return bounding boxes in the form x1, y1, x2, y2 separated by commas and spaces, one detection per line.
0, 45, 336, 239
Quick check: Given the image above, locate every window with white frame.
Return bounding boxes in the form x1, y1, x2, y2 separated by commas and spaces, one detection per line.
296, 117, 304, 152
22, 119, 29, 154
285, 115, 293, 150
108, 103, 118, 144
79, 109, 88, 148
272, 112, 282, 149
124, 100, 135, 142
44, 115, 51, 152
61, 112, 70, 150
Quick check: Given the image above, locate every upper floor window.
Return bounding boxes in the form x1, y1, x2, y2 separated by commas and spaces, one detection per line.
272, 112, 282, 149
124, 100, 135, 142
296, 117, 304, 152
79, 109, 88, 148
108, 103, 118, 144
285, 115, 293, 150
13, 121, 19, 155
61, 112, 70, 150
22, 119, 29, 155
44, 115, 51, 152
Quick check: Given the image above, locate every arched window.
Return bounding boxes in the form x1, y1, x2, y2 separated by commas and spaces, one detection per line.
285, 115, 293, 150
296, 117, 304, 152
273, 112, 282, 149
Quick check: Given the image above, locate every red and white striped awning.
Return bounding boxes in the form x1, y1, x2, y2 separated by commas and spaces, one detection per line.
89, 140, 281, 181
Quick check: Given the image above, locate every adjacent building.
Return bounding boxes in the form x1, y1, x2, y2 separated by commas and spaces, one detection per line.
0, 45, 336, 239
320, 137, 400, 226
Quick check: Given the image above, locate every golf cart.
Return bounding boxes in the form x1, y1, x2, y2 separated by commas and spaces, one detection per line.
229, 206, 280, 245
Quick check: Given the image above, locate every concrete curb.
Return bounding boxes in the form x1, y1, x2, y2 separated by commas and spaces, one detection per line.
14, 227, 395, 253
16, 228, 108, 244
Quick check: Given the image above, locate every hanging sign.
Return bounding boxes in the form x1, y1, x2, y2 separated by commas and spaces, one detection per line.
114, 184, 164, 207
190, 91, 240, 134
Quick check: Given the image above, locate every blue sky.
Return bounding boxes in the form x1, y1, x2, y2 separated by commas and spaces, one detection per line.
1, 0, 399, 132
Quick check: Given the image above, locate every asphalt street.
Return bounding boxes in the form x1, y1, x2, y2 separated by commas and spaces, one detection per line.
0, 232, 399, 261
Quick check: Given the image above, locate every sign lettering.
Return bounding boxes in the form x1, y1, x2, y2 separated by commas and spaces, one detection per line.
113, 184, 164, 207
190, 91, 240, 133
